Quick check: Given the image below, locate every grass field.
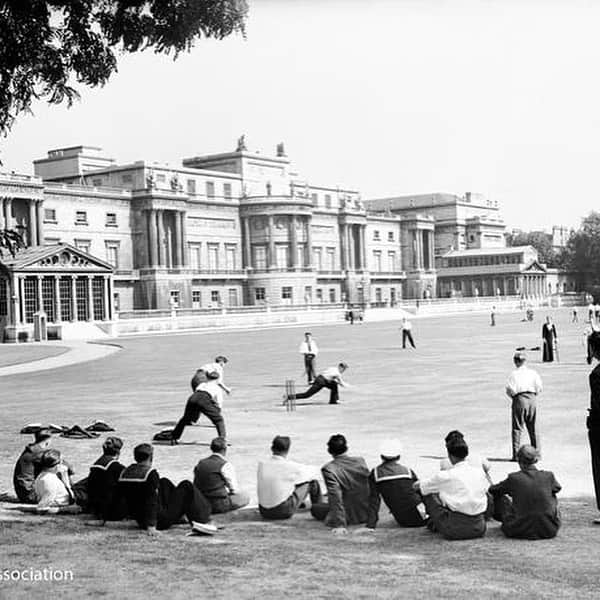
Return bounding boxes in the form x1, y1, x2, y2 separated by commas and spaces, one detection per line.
0, 307, 598, 598
0, 344, 68, 368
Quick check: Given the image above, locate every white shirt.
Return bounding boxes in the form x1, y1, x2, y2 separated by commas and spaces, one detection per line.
257, 455, 320, 509
401, 321, 412, 331
299, 339, 319, 355
440, 453, 491, 475
419, 461, 489, 515
34, 472, 71, 509
321, 367, 345, 385
196, 380, 224, 408
505, 365, 543, 398
201, 362, 224, 385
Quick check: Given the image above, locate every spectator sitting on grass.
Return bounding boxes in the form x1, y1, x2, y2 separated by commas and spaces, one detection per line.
34, 449, 74, 513
489, 445, 561, 539
13, 429, 54, 504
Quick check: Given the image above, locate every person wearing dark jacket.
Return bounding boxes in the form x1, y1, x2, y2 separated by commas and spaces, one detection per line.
193, 437, 249, 513
587, 331, 600, 524
366, 439, 427, 529
489, 445, 561, 539
86, 437, 126, 521
117, 443, 213, 535
311, 434, 370, 532
13, 429, 53, 503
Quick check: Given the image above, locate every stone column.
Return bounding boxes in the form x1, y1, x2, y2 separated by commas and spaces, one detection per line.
103, 276, 110, 320
305, 216, 313, 268
4, 198, 12, 230
267, 215, 275, 269
340, 223, 347, 271
36, 275, 43, 314
87, 276, 94, 321
0, 198, 4, 229
36, 200, 44, 245
147, 210, 158, 267
157, 210, 165, 267
29, 201, 37, 246
174, 210, 183, 267
71, 276, 77, 321
289, 215, 297, 269
347, 225, 354, 271
54, 276, 62, 322
180, 212, 188, 267
361, 225, 367, 270
242, 217, 251, 269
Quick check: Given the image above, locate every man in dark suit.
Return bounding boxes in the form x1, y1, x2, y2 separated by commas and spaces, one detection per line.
588, 331, 600, 524
489, 445, 561, 539
311, 434, 370, 532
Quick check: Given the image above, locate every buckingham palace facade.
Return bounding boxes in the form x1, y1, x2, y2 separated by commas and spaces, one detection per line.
1, 141, 553, 322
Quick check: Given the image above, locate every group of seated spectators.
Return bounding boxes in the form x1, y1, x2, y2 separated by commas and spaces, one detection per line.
9, 427, 561, 540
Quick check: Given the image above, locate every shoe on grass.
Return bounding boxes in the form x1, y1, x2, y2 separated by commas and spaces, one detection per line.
189, 521, 217, 536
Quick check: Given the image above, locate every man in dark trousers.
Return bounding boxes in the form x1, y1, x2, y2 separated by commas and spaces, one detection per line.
193, 437, 249, 514
489, 445, 561, 539
284, 362, 350, 405
117, 443, 214, 535
311, 434, 370, 532
587, 331, 600, 524
299, 332, 319, 384
365, 439, 427, 529
400, 318, 416, 349
85, 436, 126, 523
171, 372, 226, 443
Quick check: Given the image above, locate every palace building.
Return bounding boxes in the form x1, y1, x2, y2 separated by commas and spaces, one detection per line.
0, 141, 563, 341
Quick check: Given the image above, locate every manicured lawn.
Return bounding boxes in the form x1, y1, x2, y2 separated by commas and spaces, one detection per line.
0, 307, 597, 598
0, 344, 68, 368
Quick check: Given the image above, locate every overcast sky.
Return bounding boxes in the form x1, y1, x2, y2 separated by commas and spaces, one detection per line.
2, 0, 599, 231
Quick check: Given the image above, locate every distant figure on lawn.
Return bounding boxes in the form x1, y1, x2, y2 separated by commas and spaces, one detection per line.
171, 372, 227, 444
299, 332, 319, 384
439, 430, 492, 484
490, 306, 496, 327
117, 443, 214, 536
365, 439, 427, 530
86, 436, 126, 522
506, 351, 542, 461
284, 362, 350, 405
587, 331, 600, 524
542, 316, 558, 362
400, 318, 416, 349
311, 434, 370, 532
257, 435, 322, 520
489, 445, 561, 539
194, 437, 249, 514
414, 437, 490, 540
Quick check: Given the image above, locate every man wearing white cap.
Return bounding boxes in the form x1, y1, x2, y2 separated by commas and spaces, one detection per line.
366, 439, 427, 529
506, 351, 543, 461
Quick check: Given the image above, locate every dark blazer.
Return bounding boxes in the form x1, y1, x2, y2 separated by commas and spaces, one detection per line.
489, 466, 561, 539
321, 454, 370, 527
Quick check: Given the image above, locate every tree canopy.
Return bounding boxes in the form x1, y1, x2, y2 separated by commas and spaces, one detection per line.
0, 0, 248, 136
506, 230, 560, 267
560, 212, 600, 289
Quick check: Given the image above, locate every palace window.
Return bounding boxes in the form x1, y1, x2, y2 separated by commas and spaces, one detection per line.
373, 230, 380, 241
206, 181, 215, 199
313, 247, 323, 270
23, 278, 38, 323
169, 290, 180, 308
210, 290, 220, 304
372, 250, 382, 272
388, 251, 397, 272
75, 277, 89, 321
324, 194, 332, 208
105, 241, 120, 269
228, 288, 239, 306
223, 183, 232, 200
326, 247, 336, 270
41, 278, 55, 323
189, 244, 201, 270
255, 287, 266, 301
106, 213, 117, 227
375, 287, 383, 303
329, 288, 336, 303
92, 278, 105, 320
75, 211, 88, 225
311, 193, 318, 206
207, 244, 219, 270
187, 179, 196, 194
225, 245, 237, 270
122, 174, 133, 184
281, 286, 293, 300
192, 290, 202, 308
388, 231, 394, 242
44, 208, 57, 223
315, 288, 323, 302
59, 278, 72, 321
0, 280, 7, 316
253, 245, 267, 270
92, 178, 103, 187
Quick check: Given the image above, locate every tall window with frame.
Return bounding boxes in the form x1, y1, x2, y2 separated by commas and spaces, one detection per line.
228, 288, 238, 307
326, 247, 336, 271
255, 287, 266, 302
252, 245, 267, 270
210, 290, 220, 306
324, 194, 332, 209
281, 286, 293, 304
92, 278, 105, 320
59, 277, 72, 321
105, 242, 120, 269
372, 250, 382, 272
206, 181, 215, 199
75, 277, 89, 321
192, 289, 202, 308
328, 288, 336, 303
223, 183, 232, 200
23, 277, 38, 323
41, 277, 55, 322
189, 243, 201, 270
275, 244, 288, 269
313, 247, 323, 271
0, 279, 7, 318
225, 245, 237, 271
207, 244, 219, 270
388, 251, 397, 272
75, 239, 91, 254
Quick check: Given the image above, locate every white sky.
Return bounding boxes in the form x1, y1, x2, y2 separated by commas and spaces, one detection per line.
1, 0, 599, 231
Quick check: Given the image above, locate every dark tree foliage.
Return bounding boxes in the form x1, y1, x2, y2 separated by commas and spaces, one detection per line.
0, 0, 248, 136
506, 230, 560, 267
0, 228, 25, 259
561, 212, 600, 288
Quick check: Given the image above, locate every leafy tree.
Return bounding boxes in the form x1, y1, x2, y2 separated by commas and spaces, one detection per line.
0, 229, 25, 259
506, 230, 559, 267
561, 212, 600, 289
0, 0, 248, 136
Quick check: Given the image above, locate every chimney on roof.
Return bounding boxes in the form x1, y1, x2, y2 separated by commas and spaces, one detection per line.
465, 192, 471, 203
